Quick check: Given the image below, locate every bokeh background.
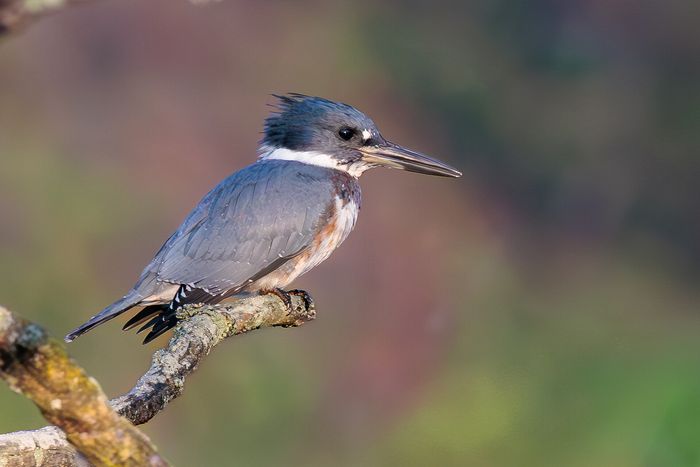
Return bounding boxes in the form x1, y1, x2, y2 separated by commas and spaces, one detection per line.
1, 1, 699, 465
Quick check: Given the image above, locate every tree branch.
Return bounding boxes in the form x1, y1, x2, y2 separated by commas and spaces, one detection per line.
0, 0, 316, 465
0, 305, 168, 466
0, 293, 316, 465
0, 0, 215, 36
112, 293, 316, 425
0, 0, 89, 35
0, 426, 89, 466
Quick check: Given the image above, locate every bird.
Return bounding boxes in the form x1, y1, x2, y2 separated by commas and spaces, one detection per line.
65, 94, 461, 344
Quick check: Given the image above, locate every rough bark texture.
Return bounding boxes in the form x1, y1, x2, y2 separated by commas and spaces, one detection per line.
0, 427, 89, 467
0, 2, 317, 465
112, 294, 316, 425
0, 293, 316, 466
0, 306, 169, 466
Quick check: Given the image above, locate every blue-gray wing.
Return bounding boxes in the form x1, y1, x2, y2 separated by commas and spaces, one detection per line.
150, 160, 336, 295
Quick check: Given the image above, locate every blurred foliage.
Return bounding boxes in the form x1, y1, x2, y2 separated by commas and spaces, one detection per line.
0, 0, 698, 466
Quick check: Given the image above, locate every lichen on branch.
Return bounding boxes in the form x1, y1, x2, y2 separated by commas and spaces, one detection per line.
0, 292, 316, 465
112, 293, 316, 425
0, 306, 168, 466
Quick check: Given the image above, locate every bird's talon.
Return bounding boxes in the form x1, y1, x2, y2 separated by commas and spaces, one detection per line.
266, 288, 293, 311
288, 289, 314, 310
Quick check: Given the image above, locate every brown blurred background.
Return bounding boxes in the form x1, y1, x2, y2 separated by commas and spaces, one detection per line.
1, 1, 699, 465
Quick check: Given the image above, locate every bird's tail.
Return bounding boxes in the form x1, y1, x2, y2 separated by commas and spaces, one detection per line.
64, 290, 143, 342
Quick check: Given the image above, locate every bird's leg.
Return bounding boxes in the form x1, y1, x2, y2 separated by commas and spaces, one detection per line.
265, 288, 293, 311
288, 289, 314, 310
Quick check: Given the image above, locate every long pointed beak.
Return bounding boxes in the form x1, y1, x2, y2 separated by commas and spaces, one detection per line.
360, 141, 462, 178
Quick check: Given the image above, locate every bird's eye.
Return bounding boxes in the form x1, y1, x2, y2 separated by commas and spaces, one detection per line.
338, 127, 355, 141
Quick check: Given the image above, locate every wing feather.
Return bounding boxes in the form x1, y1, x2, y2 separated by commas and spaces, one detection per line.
153, 160, 336, 295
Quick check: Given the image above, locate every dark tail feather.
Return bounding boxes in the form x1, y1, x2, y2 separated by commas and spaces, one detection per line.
139, 306, 179, 344
138, 284, 201, 344
64, 291, 142, 342
122, 304, 166, 331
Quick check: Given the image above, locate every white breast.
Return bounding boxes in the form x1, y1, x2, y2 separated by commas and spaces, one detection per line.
249, 196, 359, 291
296, 196, 359, 277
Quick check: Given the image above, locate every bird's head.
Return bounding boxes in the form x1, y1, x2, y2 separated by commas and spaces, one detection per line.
260, 94, 461, 178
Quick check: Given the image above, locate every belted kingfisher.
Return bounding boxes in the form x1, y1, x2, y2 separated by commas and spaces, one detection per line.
66, 94, 461, 344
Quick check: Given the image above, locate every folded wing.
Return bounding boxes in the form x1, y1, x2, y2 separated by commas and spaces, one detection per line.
153, 160, 336, 296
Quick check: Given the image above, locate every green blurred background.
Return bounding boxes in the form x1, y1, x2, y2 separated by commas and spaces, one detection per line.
1, 1, 699, 465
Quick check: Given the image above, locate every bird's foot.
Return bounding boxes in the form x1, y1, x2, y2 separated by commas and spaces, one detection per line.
266, 288, 294, 311
264, 288, 314, 312
288, 289, 314, 310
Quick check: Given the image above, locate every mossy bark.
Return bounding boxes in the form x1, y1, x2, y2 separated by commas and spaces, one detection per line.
113, 293, 316, 425
0, 293, 316, 465
0, 306, 168, 466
